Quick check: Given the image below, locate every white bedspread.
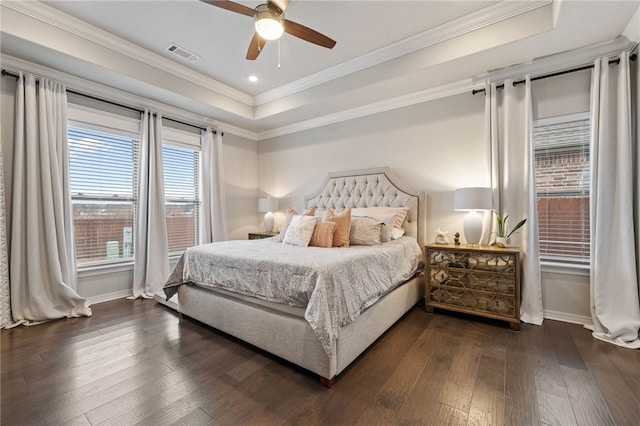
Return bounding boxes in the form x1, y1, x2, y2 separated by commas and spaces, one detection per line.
164, 237, 424, 354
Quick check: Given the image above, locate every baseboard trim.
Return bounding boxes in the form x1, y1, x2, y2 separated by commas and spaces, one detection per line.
543, 309, 590, 325
86, 290, 132, 305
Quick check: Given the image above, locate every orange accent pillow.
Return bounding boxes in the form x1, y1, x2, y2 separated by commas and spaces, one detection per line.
323, 208, 352, 247
309, 221, 337, 248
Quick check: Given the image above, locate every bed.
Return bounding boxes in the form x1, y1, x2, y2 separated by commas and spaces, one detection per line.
164, 167, 426, 387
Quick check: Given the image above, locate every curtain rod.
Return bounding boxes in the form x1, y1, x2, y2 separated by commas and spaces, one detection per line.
471, 53, 637, 95
1, 69, 221, 135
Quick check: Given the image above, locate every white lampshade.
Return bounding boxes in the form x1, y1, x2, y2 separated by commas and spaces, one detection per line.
454, 187, 492, 245
258, 197, 279, 213
258, 197, 279, 233
454, 187, 492, 211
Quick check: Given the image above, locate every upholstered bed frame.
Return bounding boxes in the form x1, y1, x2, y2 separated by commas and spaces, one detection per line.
176, 167, 426, 386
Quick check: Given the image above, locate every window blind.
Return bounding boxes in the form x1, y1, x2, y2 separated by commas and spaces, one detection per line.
162, 143, 200, 254
68, 126, 139, 264
534, 116, 590, 264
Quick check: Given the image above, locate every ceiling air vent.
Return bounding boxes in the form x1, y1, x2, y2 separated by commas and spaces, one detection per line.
165, 43, 200, 62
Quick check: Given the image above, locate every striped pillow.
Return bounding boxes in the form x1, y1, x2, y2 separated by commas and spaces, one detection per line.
309, 221, 337, 248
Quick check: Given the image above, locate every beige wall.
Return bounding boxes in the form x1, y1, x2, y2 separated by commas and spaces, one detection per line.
258, 92, 489, 238
219, 132, 259, 241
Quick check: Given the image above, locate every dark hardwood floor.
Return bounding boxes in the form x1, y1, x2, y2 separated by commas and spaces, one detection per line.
2, 298, 640, 425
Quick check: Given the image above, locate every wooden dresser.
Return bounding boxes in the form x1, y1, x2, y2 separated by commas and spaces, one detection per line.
425, 244, 521, 330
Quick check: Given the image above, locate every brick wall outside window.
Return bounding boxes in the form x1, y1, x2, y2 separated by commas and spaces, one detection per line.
534, 115, 590, 263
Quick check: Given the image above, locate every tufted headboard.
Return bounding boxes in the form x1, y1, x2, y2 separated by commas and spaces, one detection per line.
304, 167, 426, 248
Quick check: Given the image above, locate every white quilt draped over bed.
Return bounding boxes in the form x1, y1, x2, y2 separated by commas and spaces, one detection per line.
164, 237, 423, 355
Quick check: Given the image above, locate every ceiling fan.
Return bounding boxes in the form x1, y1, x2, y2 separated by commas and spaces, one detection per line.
202, 0, 336, 60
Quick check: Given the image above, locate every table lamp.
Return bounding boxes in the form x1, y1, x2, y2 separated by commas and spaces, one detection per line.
258, 197, 279, 233
454, 187, 492, 245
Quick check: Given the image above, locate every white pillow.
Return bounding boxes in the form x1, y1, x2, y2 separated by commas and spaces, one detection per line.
282, 215, 318, 247
392, 227, 405, 240
379, 214, 395, 242
350, 206, 409, 230
349, 216, 383, 246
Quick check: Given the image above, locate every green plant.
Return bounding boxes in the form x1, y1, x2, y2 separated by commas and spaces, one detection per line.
494, 211, 527, 238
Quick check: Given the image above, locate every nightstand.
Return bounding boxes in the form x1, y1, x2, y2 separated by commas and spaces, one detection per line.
248, 232, 278, 240
425, 244, 521, 330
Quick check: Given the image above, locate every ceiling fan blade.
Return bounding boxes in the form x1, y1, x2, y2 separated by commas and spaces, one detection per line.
246, 32, 267, 60
200, 0, 255, 17
283, 19, 336, 49
268, 0, 289, 12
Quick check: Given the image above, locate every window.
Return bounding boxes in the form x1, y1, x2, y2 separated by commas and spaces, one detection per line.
533, 113, 590, 265
68, 101, 202, 266
163, 133, 200, 255
68, 126, 139, 265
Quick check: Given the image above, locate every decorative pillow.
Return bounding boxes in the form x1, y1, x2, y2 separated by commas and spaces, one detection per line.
322, 208, 351, 247
349, 216, 383, 246
350, 206, 409, 229
309, 221, 337, 248
392, 227, 406, 240
276, 207, 315, 242
377, 214, 396, 242
282, 215, 318, 247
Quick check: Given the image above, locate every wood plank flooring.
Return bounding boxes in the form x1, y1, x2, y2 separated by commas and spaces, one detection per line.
2, 298, 640, 425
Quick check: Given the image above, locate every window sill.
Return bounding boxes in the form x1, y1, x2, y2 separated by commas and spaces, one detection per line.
78, 254, 183, 278
78, 261, 134, 278
540, 261, 590, 277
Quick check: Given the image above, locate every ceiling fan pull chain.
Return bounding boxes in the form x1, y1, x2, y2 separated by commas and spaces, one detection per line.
278, 38, 281, 69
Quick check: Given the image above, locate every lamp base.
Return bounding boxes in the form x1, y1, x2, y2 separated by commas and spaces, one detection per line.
264, 211, 275, 233
463, 211, 483, 245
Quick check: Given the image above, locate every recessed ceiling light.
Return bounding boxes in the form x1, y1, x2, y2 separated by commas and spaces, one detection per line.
247, 75, 259, 83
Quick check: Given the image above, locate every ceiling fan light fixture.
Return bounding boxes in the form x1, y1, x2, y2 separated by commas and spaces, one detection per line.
254, 4, 284, 40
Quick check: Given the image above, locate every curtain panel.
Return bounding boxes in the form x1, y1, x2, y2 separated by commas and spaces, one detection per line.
588, 52, 640, 349
0, 126, 11, 328
200, 129, 228, 244
131, 111, 170, 299
7, 73, 91, 325
484, 78, 544, 325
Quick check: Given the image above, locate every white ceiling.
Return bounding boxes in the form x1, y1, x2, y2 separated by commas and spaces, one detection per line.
1, 1, 639, 139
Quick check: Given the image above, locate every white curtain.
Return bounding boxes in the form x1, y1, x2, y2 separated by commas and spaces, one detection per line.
200, 129, 228, 243
131, 111, 169, 298
636, 51, 640, 304
8, 73, 91, 325
0, 121, 11, 328
588, 52, 640, 349
484, 78, 544, 325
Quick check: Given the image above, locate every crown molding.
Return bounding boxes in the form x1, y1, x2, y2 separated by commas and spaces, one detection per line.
257, 78, 482, 140
623, 6, 640, 43
474, 36, 636, 84
2, 0, 254, 107
254, 0, 551, 106
217, 122, 258, 141
1, 54, 259, 140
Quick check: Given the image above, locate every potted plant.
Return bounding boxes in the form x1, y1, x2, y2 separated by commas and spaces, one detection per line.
493, 211, 526, 248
